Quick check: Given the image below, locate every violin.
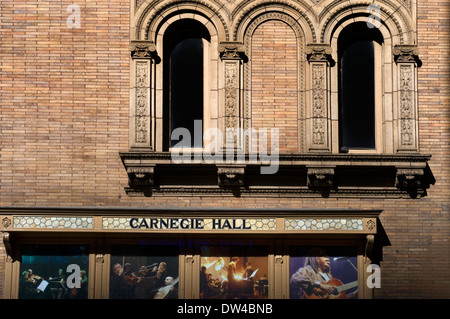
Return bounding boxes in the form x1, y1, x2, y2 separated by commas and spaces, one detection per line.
124, 273, 141, 285
28, 274, 43, 284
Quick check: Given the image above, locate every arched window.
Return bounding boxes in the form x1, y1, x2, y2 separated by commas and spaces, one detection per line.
338, 23, 383, 151
163, 20, 210, 149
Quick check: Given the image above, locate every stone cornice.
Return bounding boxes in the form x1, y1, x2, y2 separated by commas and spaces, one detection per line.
119, 152, 435, 198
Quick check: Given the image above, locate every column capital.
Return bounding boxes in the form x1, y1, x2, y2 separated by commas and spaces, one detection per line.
393, 45, 421, 65
306, 43, 333, 62
130, 40, 158, 60
218, 41, 247, 60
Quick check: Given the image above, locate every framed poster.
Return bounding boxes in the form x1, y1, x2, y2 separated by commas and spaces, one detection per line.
19, 245, 89, 299
109, 244, 179, 299
200, 245, 268, 299
289, 247, 358, 299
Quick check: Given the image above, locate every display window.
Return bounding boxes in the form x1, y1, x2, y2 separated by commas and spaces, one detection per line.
19, 244, 90, 299
109, 244, 179, 299
289, 246, 359, 299
200, 244, 269, 299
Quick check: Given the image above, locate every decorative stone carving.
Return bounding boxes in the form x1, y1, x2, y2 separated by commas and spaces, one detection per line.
218, 41, 246, 60
308, 55, 330, 151
396, 168, 424, 189
2, 232, 13, 263
127, 166, 155, 187
399, 65, 414, 147
130, 40, 157, 60
2, 217, 11, 229
217, 166, 245, 187
135, 61, 149, 144
185, 255, 194, 264
96, 254, 104, 264
275, 255, 284, 264
365, 234, 375, 264
366, 220, 376, 232
393, 45, 420, 65
224, 61, 241, 148
306, 44, 333, 63
312, 64, 326, 146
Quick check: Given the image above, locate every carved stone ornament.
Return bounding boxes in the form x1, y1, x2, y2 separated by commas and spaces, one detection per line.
127, 166, 155, 187
396, 168, 424, 189
307, 168, 334, 186
2, 217, 11, 229
218, 41, 246, 60
398, 65, 415, 148
185, 255, 194, 264
2, 232, 13, 263
130, 40, 158, 59
366, 219, 376, 231
96, 254, 104, 264
275, 255, 284, 264
365, 234, 375, 264
311, 64, 327, 146
306, 44, 333, 62
217, 166, 245, 187
393, 45, 420, 65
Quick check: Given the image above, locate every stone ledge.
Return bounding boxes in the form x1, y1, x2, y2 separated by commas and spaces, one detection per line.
120, 152, 435, 198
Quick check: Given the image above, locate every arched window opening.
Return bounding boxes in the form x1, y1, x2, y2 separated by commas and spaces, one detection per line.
163, 19, 211, 149
338, 23, 383, 151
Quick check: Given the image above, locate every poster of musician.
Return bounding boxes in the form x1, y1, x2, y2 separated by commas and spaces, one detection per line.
289, 247, 358, 299
19, 245, 89, 299
109, 254, 179, 299
200, 245, 269, 299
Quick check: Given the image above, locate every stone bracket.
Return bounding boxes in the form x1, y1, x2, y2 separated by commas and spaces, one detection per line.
307, 167, 335, 189
127, 166, 155, 187
217, 165, 245, 187
396, 168, 424, 189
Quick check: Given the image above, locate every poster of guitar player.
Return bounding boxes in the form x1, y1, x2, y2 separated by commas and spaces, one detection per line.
289, 247, 358, 299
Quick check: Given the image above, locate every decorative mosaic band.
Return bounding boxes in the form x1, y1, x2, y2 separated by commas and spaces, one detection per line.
13, 216, 94, 229
285, 218, 364, 231
6, 216, 372, 233
103, 217, 277, 231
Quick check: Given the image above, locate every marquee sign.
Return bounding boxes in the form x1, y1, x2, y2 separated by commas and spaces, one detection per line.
1, 214, 377, 234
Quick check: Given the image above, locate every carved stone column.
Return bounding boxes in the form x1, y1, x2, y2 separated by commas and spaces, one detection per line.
306, 44, 333, 152
218, 42, 246, 152
393, 45, 420, 153
129, 41, 158, 149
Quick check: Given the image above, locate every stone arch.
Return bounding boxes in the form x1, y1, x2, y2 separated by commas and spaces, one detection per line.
134, 0, 229, 42
232, 0, 316, 44
319, 0, 415, 45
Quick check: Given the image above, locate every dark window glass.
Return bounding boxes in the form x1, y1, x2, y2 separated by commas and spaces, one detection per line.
170, 38, 204, 147
339, 40, 375, 149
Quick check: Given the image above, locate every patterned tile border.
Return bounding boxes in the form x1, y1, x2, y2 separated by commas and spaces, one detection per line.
13, 216, 94, 229
285, 218, 364, 231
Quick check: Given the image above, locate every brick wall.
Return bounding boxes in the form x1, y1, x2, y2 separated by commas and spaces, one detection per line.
250, 20, 299, 153
0, 0, 449, 298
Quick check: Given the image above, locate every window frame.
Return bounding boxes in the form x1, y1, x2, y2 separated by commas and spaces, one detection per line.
330, 21, 391, 154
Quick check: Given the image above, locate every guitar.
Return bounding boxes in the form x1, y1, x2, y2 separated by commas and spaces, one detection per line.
304, 278, 358, 299
154, 277, 179, 299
